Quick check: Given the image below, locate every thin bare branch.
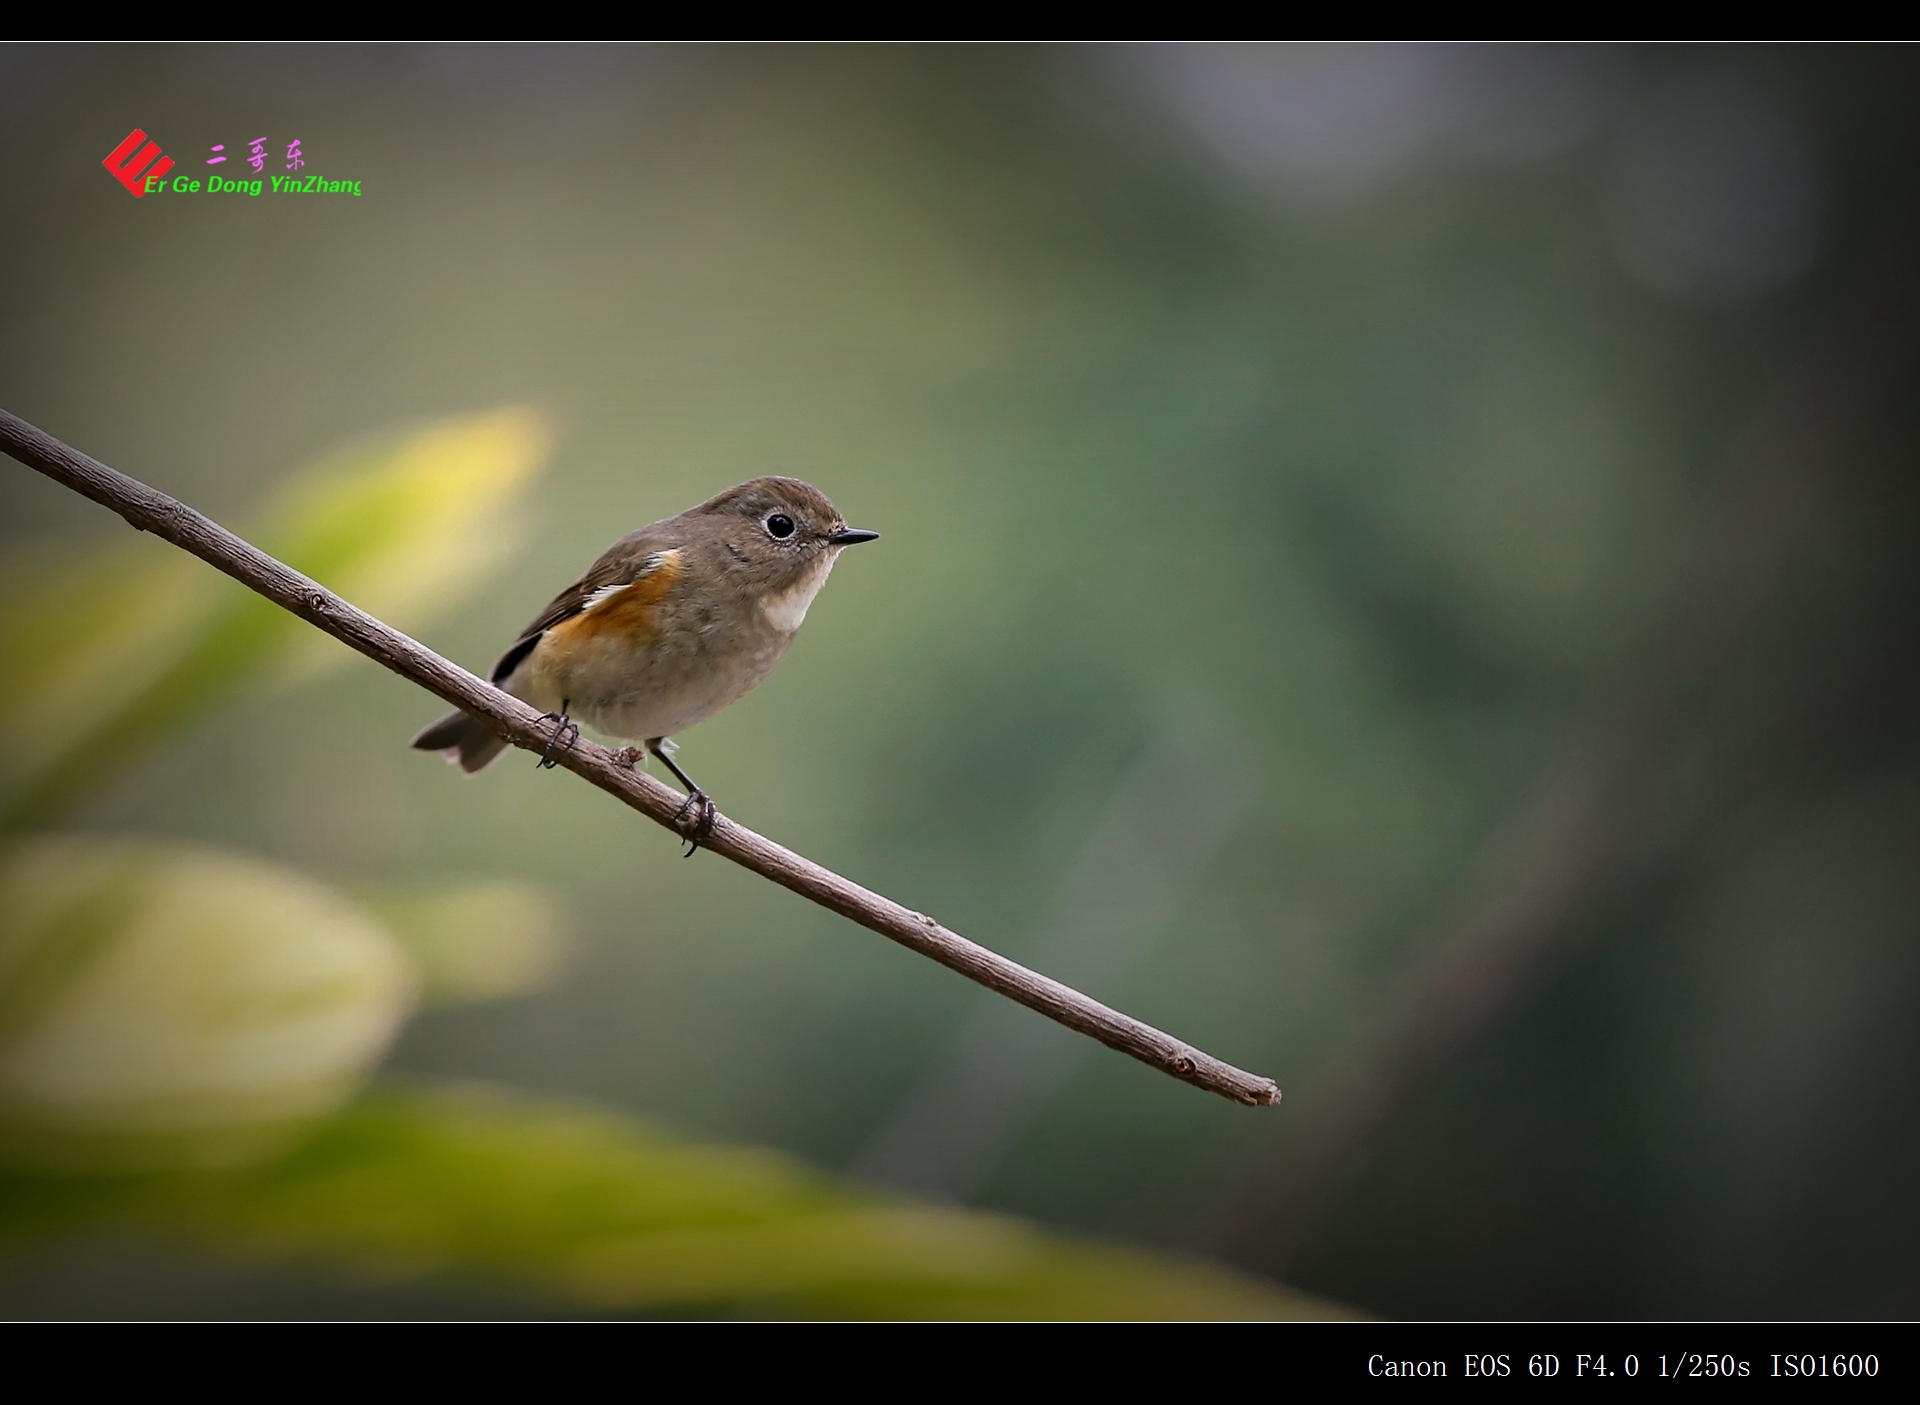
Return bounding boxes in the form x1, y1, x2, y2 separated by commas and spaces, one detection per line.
0, 408, 1280, 1108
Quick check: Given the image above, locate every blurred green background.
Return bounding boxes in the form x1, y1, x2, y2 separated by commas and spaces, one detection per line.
2, 43, 1917, 1319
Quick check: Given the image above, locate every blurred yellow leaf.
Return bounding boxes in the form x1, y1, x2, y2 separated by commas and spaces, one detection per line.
0, 545, 219, 818
0, 836, 417, 1172
0, 408, 553, 827
263, 407, 553, 685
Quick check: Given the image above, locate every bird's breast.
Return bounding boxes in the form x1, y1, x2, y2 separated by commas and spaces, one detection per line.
759, 551, 837, 634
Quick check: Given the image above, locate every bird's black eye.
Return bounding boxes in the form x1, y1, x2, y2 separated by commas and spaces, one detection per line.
765, 513, 796, 540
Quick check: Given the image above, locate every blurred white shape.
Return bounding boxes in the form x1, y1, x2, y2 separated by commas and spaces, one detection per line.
0, 837, 417, 1169
852, 710, 1256, 1200
1129, 43, 1616, 198
1607, 66, 1819, 300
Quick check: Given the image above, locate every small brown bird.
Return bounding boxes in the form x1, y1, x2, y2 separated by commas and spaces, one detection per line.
412, 477, 878, 849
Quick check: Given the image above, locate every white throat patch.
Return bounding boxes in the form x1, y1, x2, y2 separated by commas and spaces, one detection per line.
761, 551, 836, 633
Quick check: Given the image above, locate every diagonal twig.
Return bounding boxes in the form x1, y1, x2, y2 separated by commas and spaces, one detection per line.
0, 408, 1280, 1108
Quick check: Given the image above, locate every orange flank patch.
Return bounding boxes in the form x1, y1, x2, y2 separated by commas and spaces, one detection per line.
552, 550, 682, 645
511, 550, 683, 714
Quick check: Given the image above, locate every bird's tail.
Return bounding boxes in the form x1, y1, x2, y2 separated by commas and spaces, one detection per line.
411, 709, 509, 773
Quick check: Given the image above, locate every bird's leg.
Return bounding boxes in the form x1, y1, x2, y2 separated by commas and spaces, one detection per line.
535, 701, 579, 769
648, 736, 716, 856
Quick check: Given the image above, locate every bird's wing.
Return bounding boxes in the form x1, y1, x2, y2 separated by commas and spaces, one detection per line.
489, 536, 679, 685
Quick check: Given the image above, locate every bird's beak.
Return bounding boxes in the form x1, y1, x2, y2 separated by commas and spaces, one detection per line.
829, 529, 880, 546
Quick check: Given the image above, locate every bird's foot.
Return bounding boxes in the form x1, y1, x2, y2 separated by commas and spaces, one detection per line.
609, 745, 646, 769
534, 712, 579, 769
672, 788, 718, 857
